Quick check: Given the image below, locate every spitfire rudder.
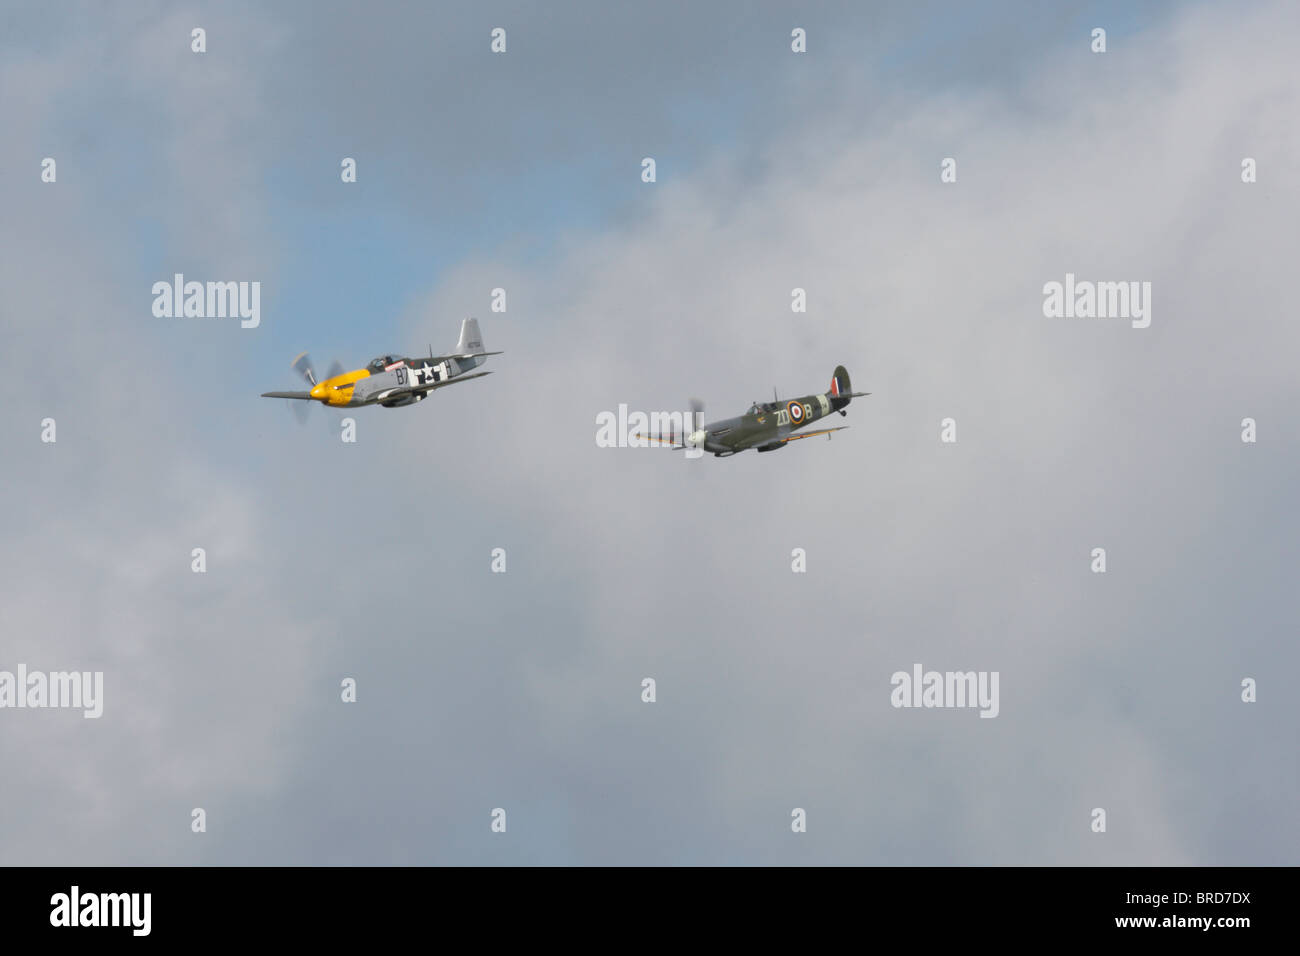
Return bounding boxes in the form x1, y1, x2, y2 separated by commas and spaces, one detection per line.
829, 365, 852, 410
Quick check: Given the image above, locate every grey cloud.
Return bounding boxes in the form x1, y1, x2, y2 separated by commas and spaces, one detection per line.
1, 0, 1296, 865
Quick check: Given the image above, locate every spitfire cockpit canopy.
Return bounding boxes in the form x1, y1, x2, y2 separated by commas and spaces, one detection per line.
368, 355, 399, 371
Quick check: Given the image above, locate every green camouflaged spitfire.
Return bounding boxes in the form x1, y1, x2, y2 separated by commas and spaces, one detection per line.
638, 366, 870, 457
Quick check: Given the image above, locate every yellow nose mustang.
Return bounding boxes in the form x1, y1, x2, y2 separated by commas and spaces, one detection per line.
262, 318, 503, 411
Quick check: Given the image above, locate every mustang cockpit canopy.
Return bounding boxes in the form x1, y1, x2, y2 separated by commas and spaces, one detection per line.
368, 355, 399, 372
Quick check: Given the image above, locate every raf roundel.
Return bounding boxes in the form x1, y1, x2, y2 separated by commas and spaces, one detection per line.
787, 400, 805, 423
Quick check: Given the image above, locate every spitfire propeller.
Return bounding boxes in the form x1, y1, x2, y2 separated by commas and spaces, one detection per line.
636, 398, 707, 452
685, 398, 706, 449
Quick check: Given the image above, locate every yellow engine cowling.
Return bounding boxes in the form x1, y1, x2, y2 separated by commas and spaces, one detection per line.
310, 369, 369, 405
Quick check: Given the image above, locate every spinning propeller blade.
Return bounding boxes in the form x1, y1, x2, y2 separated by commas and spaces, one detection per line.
276, 354, 346, 425
291, 352, 317, 387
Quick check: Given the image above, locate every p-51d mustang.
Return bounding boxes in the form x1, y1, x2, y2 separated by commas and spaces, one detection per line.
262, 318, 502, 410
637, 365, 870, 457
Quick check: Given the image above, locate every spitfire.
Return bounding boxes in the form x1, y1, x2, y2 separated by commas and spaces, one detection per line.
637, 365, 870, 457
262, 318, 502, 411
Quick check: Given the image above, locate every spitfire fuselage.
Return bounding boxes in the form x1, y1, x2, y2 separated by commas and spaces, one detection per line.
702, 389, 845, 455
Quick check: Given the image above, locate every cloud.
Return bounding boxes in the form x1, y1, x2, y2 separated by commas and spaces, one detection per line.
1, 0, 1295, 864
376, 0, 1298, 864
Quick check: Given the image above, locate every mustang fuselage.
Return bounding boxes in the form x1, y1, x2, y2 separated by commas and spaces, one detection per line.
309, 353, 489, 408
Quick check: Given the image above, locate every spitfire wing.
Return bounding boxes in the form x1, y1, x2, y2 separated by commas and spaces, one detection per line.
261, 391, 314, 400
635, 433, 689, 449
779, 426, 848, 443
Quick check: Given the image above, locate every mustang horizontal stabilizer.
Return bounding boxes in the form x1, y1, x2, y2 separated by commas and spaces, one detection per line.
425, 350, 505, 365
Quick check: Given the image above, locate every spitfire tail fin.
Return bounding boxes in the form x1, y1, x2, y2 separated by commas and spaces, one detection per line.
831, 365, 851, 397
829, 365, 869, 411
457, 318, 486, 355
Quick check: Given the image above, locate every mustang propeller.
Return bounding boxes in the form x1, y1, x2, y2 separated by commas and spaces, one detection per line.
276, 353, 344, 423
291, 353, 344, 388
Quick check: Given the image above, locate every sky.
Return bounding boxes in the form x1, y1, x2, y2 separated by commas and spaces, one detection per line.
1, 0, 1297, 865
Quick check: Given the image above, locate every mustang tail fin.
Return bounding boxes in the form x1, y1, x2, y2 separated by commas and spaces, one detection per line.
457, 318, 486, 355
